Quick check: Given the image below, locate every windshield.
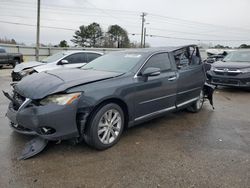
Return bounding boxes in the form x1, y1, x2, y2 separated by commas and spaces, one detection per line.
82, 52, 143, 73
41, 52, 66, 63
223, 51, 250, 63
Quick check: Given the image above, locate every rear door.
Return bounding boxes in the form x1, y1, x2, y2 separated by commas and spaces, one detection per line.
174, 46, 205, 107
134, 52, 177, 120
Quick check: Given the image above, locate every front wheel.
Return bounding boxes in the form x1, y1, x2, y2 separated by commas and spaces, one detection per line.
84, 103, 124, 150
187, 90, 204, 113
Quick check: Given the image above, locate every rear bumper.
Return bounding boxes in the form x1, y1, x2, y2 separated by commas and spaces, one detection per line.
207, 71, 250, 87
6, 100, 81, 141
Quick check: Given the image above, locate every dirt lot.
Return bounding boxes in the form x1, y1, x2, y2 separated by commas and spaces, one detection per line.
0, 67, 249, 188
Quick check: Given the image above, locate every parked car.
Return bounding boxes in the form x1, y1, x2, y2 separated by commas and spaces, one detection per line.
12, 51, 103, 81
4, 45, 214, 159
0, 47, 23, 68
207, 50, 250, 88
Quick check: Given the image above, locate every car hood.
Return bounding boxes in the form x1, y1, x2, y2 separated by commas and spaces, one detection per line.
14, 69, 123, 99
13, 61, 44, 72
213, 61, 250, 69
33, 63, 59, 72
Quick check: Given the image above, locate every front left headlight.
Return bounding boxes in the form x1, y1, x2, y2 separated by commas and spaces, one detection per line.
210, 66, 216, 71
19, 68, 35, 76
241, 67, 250, 73
40, 92, 81, 105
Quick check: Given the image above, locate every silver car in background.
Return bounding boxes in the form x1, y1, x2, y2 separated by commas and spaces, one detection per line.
12, 51, 103, 81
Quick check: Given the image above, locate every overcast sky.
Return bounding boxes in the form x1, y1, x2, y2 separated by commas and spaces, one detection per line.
1, 0, 250, 47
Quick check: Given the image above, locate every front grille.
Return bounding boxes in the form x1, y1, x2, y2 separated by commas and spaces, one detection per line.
214, 68, 241, 76
13, 91, 25, 110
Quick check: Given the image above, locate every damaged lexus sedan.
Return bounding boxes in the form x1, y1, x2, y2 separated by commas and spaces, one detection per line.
4, 45, 214, 159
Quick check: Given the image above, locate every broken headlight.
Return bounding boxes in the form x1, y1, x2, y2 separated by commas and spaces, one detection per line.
210, 66, 216, 71
19, 68, 35, 76
40, 93, 81, 105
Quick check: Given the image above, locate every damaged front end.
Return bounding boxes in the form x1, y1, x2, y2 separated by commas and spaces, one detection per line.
3, 89, 83, 160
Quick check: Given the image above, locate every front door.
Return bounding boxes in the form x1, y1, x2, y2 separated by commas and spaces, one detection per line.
134, 52, 177, 120
174, 46, 205, 107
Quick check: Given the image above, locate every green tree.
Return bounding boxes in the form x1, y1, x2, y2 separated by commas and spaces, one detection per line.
239, 44, 250, 48
59, 40, 69, 47
107, 25, 130, 48
71, 22, 103, 47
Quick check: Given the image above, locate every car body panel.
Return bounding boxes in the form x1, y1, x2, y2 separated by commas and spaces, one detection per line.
14, 61, 44, 72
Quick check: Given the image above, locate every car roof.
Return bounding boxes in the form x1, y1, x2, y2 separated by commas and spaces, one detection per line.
62, 50, 103, 55
120, 45, 197, 54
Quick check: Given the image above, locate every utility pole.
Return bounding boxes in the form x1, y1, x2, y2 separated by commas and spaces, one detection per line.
143, 27, 146, 48
36, 0, 40, 61
140, 12, 146, 48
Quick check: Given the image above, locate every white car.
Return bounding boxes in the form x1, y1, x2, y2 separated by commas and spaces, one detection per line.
12, 51, 103, 81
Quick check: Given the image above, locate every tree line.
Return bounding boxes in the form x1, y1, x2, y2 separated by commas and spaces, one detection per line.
70, 22, 131, 48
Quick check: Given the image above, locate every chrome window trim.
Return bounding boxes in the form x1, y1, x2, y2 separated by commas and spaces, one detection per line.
135, 106, 176, 121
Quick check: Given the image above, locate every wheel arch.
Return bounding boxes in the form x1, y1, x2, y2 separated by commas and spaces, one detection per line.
83, 97, 130, 132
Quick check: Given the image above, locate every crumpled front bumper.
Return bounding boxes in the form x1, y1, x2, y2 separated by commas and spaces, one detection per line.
6, 99, 80, 141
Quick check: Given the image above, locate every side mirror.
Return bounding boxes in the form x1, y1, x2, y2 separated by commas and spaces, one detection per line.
58, 60, 69, 65
141, 67, 161, 77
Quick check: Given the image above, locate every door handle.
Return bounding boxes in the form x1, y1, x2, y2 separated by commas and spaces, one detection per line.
168, 76, 177, 81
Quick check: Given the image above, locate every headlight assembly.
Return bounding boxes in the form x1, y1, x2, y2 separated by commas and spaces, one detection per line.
241, 67, 250, 73
210, 66, 216, 71
40, 92, 81, 105
19, 68, 35, 76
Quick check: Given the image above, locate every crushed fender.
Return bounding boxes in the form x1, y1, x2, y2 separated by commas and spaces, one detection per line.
203, 82, 215, 109
18, 137, 48, 160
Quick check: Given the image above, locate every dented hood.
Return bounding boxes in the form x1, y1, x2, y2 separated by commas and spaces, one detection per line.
14, 69, 122, 99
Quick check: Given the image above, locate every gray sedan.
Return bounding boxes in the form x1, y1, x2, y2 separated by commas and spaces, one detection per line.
4, 45, 214, 159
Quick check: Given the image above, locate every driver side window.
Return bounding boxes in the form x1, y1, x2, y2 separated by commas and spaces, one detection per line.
142, 53, 172, 72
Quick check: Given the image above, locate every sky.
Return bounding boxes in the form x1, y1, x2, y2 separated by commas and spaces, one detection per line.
1, 0, 250, 47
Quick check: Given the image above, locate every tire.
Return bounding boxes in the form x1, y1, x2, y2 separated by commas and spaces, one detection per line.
84, 103, 125, 150
0, 65, 3, 69
12, 59, 20, 68
187, 90, 204, 113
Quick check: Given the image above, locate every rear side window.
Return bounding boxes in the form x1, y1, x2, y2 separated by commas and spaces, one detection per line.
64, 53, 87, 64
87, 53, 101, 62
142, 53, 172, 72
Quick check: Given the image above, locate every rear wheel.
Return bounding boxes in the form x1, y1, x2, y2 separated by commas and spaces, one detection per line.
0, 65, 3, 69
187, 90, 204, 113
84, 103, 124, 150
